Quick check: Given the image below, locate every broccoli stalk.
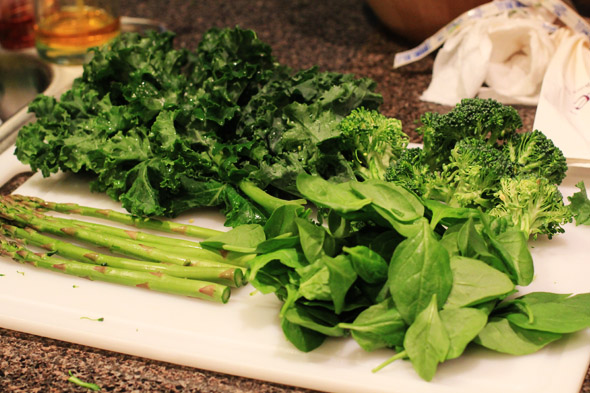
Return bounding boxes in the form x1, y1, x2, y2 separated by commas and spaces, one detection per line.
489, 176, 572, 239
338, 107, 408, 181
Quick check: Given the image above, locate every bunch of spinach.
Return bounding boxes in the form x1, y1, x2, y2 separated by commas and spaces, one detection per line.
15, 28, 381, 226
202, 173, 590, 381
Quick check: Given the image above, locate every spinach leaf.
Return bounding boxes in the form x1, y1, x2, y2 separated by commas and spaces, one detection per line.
263, 204, 303, 239
439, 307, 487, 360
295, 217, 328, 263
388, 220, 452, 324
342, 245, 388, 284
297, 260, 332, 302
247, 248, 307, 293
403, 294, 450, 381
474, 317, 562, 355
349, 180, 424, 223
568, 181, 590, 225
281, 318, 326, 353
255, 235, 301, 254
423, 199, 478, 229
282, 303, 345, 337
479, 213, 534, 286
504, 292, 590, 334
296, 173, 371, 213
324, 254, 357, 314
456, 217, 508, 275
200, 224, 265, 252
338, 298, 406, 352
444, 256, 514, 309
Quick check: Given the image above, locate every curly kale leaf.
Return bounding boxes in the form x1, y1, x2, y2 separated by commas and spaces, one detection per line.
15, 28, 382, 226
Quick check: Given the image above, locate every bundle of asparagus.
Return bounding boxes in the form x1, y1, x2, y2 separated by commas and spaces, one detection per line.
0, 195, 252, 303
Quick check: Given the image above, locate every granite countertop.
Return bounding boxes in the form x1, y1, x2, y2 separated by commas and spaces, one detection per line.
0, 0, 588, 392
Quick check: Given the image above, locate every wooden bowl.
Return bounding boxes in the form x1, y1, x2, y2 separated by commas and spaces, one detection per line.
365, 0, 488, 42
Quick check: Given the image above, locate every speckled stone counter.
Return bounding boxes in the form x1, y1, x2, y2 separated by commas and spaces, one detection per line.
0, 1, 588, 392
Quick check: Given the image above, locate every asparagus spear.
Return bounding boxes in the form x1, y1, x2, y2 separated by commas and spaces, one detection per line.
0, 203, 241, 268
0, 224, 245, 287
7, 194, 222, 239
0, 237, 231, 303
3, 196, 254, 267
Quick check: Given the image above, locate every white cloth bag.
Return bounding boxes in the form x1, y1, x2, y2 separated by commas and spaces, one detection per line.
420, 11, 559, 106
533, 30, 590, 162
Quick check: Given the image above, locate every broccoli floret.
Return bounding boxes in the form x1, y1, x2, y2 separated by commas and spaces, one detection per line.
503, 129, 568, 185
422, 138, 513, 209
418, 98, 522, 170
338, 107, 408, 181
489, 176, 573, 239
386, 147, 431, 195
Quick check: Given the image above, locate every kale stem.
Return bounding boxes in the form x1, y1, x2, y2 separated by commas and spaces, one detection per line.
238, 180, 306, 214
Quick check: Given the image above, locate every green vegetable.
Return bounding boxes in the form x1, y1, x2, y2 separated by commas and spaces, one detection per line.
444, 256, 514, 309
337, 107, 408, 181
489, 176, 572, 239
417, 97, 522, 170
9, 194, 223, 239
80, 317, 104, 322
401, 294, 450, 381
0, 201, 237, 268
568, 181, 590, 225
386, 98, 571, 239
439, 307, 487, 360
503, 129, 568, 185
385, 147, 431, 196
338, 298, 406, 352
0, 195, 256, 302
423, 138, 513, 209
242, 173, 590, 382
0, 238, 231, 303
8, 25, 587, 383
502, 292, 590, 334
388, 219, 452, 324
1, 224, 245, 287
15, 28, 381, 226
67, 370, 101, 391
474, 317, 562, 355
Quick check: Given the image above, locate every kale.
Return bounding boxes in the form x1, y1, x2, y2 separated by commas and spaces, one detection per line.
15, 28, 382, 226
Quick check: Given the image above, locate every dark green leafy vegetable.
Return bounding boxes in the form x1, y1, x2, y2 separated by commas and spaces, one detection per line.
401, 294, 450, 381
238, 173, 590, 382
338, 298, 406, 352
439, 307, 487, 360
474, 317, 562, 355
568, 181, 590, 225
502, 292, 590, 334
388, 219, 452, 324
443, 256, 514, 309
16, 28, 381, 226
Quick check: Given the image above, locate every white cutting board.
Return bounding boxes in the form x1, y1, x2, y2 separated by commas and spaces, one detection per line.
1, 160, 590, 393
